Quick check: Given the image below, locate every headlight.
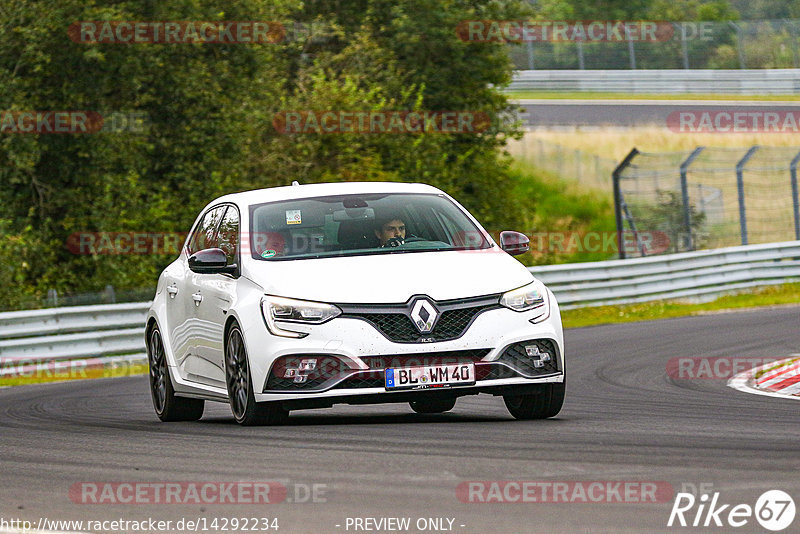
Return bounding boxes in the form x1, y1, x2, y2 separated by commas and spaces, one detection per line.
500, 280, 549, 322
261, 295, 341, 338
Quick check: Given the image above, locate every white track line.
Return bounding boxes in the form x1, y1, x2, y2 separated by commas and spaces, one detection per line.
728, 356, 800, 400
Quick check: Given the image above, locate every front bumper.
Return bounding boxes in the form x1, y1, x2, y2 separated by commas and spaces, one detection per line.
244, 292, 564, 404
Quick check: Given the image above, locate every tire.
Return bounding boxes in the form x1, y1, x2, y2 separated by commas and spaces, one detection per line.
503, 381, 565, 420
409, 398, 457, 414
147, 326, 204, 422
225, 324, 289, 426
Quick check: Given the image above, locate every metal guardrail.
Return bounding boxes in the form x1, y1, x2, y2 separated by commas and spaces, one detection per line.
0, 302, 149, 363
507, 69, 800, 94
2, 241, 800, 365
530, 241, 800, 309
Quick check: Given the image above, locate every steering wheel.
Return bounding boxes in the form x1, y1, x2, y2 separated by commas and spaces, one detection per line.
383, 237, 405, 248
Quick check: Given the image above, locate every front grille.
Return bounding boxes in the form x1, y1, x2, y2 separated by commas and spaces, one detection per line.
496, 339, 560, 377
475, 363, 517, 381
332, 349, 492, 390
340, 295, 500, 343
360, 349, 490, 370
331, 372, 385, 390
263, 342, 560, 393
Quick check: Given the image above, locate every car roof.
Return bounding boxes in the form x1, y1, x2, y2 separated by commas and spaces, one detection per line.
207, 181, 445, 210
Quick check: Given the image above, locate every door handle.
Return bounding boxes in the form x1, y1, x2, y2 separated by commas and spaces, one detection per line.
166, 285, 178, 298
192, 292, 203, 306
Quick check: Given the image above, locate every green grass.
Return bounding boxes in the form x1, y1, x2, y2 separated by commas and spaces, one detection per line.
562, 282, 800, 329
510, 161, 617, 265
505, 91, 800, 101
0, 361, 147, 387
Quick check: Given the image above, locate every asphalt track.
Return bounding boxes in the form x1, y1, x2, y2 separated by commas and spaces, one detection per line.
516, 98, 800, 127
1, 306, 799, 534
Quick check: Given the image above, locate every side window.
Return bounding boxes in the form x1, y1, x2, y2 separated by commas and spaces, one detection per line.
188, 206, 226, 254
217, 206, 240, 265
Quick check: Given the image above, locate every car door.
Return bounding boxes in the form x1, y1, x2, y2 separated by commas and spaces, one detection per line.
186, 204, 239, 388
179, 205, 227, 385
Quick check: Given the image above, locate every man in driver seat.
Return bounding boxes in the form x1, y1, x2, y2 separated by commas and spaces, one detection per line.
374, 215, 407, 247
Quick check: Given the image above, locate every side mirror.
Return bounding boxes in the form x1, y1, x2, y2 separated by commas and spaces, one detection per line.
499, 231, 530, 256
188, 248, 238, 275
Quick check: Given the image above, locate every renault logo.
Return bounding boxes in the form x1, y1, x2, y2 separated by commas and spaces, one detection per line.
410, 298, 438, 333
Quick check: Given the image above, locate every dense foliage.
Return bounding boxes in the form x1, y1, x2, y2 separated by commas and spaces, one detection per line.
0, 0, 532, 308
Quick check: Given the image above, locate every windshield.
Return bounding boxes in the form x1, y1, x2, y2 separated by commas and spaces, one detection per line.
248, 192, 491, 260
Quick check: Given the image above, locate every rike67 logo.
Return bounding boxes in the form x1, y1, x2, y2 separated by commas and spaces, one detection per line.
668, 490, 795, 531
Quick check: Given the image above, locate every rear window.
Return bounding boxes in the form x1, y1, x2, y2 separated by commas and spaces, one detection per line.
248, 193, 490, 260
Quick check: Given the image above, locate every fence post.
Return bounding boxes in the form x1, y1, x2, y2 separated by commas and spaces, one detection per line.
729, 22, 746, 69
577, 40, 585, 69
679, 23, 690, 69
626, 26, 637, 69
613, 148, 640, 259
594, 155, 600, 183
786, 20, 800, 69
526, 40, 535, 69
679, 147, 705, 251
791, 150, 800, 240
736, 146, 759, 245
47, 289, 58, 307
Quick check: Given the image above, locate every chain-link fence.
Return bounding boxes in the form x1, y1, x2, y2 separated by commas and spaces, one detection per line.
0, 286, 155, 312
508, 136, 618, 191
509, 19, 800, 70
614, 146, 800, 258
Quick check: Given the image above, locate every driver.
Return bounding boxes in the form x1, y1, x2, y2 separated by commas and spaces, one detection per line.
374, 215, 407, 247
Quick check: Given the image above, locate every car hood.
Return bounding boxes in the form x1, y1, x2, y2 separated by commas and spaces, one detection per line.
245, 248, 534, 303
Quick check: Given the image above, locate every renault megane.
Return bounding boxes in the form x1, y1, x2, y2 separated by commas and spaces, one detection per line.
145, 182, 565, 425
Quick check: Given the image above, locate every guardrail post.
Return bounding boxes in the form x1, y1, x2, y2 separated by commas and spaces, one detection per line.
736, 146, 759, 245
679, 23, 690, 69
791, 150, 800, 240
679, 147, 704, 251
47, 289, 58, 307
613, 148, 640, 259
526, 40, 535, 69
626, 26, 636, 69
787, 20, 800, 69
729, 21, 746, 69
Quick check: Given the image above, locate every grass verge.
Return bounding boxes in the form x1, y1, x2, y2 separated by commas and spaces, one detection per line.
510, 161, 617, 265
562, 282, 800, 329
0, 360, 148, 387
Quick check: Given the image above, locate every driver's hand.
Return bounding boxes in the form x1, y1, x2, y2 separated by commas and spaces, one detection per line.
382, 237, 405, 248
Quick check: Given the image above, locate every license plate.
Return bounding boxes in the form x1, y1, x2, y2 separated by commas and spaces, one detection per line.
385, 363, 475, 390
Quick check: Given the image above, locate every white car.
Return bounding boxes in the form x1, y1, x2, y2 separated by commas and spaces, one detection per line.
146, 182, 565, 425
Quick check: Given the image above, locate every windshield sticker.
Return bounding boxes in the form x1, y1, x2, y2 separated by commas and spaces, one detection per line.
286, 210, 302, 225
261, 249, 277, 258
